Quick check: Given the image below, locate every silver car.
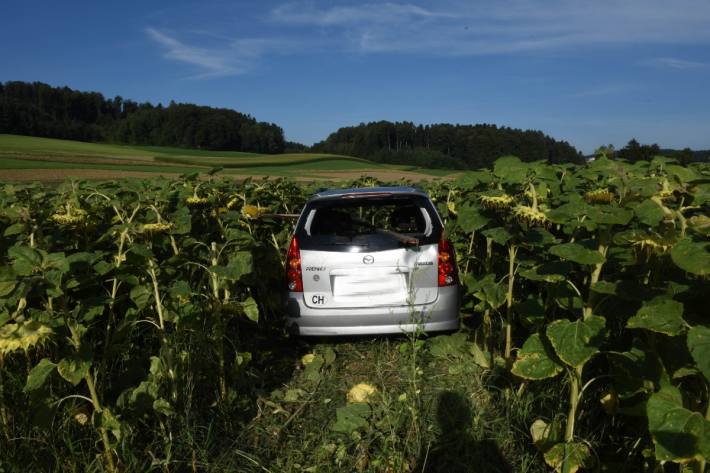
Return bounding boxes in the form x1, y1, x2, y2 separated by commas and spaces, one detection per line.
284, 186, 460, 336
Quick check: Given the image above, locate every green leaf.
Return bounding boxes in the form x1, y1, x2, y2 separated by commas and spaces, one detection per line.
241, 297, 259, 322
519, 261, 573, 283
547, 201, 588, 225
129, 244, 153, 259
481, 227, 511, 246
590, 280, 649, 300
549, 243, 605, 265
456, 205, 489, 233
129, 285, 152, 310
169, 280, 191, 299
323, 346, 336, 366
213, 251, 253, 281
93, 260, 113, 276
429, 332, 469, 359
469, 342, 491, 369
129, 380, 159, 411
331, 403, 371, 433
0, 266, 16, 297
608, 340, 663, 398
543, 442, 594, 473
627, 298, 686, 336
9, 246, 42, 276
303, 354, 324, 382
3, 223, 26, 236
170, 206, 192, 235
586, 205, 633, 226
546, 316, 606, 368
493, 155, 528, 181
97, 408, 122, 441
530, 419, 563, 452
45, 252, 69, 274
514, 296, 546, 329
66, 252, 95, 265
511, 333, 564, 380
687, 325, 710, 383
525, 227, 558, 246
24, 358, 57, 392
671, 238, 710, 276
634, 199, 665, 226
647, 386, 710, 463
153, 398, 174, 417
466, 273, 507, 310
57, 355, 91, 386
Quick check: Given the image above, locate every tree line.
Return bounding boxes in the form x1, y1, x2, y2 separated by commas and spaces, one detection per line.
0, 81, 286, 153
2, 81, 706, 168
312, 121, 584, 169
596, 140, 709, 164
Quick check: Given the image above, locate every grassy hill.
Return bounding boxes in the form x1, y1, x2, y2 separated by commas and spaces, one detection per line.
0, 134, 454, 181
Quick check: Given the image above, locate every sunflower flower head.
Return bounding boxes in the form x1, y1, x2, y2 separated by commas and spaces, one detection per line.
241, 204, 267, 219
479, 193, 514, 210
142, 222, 173, 234
0, 321, 53, 355
584, 188, 613, 204
347, 383, 377, 404
301, 353, 316, 366
186, 195, 210, 208
512, 205, 549, 227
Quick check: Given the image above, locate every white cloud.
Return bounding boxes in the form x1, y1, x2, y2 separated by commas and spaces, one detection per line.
147, 1, 710, 77
271, 2, 455, 26
146, 28, 298, 78
271, 0, 710, 55
641, 57, 708, 69
146, 28, 245, 78
567, 84, 633, 98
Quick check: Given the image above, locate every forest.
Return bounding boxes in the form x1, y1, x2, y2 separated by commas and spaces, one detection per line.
0, 81, 286, 154
312, 121, 585, 169
1, 81, 707, 170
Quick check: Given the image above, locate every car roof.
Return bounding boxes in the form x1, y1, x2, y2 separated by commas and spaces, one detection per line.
308, 186, 428, 202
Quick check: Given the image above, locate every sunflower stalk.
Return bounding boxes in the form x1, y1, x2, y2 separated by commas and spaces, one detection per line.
85, 369, 117, 473
504, 244, 518, 361
564, 366, 583, 443
210, 241, 228, 402
148, 259, 177, 404
464, 231, 475, 274
584, 228, 609, 320
65, 319, 116, 473
0, 354, 10, 442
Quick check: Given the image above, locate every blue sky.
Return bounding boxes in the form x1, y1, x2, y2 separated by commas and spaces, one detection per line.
2, 0, 709, 153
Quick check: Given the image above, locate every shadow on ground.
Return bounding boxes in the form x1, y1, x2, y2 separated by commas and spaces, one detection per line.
416, 391, 512, 473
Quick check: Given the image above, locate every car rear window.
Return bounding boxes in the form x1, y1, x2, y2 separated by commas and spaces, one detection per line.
295, 195, 442, 252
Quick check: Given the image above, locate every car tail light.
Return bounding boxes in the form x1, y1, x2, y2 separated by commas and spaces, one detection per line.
438, 235, 458, 287
286, 236, 303, 292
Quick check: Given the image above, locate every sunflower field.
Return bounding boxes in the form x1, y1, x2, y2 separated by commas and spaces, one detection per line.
0, 156, 709, 472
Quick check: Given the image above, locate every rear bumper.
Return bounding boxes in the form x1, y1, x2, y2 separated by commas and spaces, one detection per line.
285, 285, 460, 336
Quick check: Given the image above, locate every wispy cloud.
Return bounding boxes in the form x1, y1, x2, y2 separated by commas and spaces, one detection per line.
146, 28, 296, 78
271, 2, 455, 26
641, 57, 708, 69
271, 0, 710, 55
146, 28, 242, 78
568, 84, 633, 98
147, 1, 710, 77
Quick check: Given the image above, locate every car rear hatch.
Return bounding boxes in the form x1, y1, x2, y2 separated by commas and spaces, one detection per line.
294, 192, 442, 309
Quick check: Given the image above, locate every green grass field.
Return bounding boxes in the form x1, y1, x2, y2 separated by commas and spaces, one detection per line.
0, 134, 454, 180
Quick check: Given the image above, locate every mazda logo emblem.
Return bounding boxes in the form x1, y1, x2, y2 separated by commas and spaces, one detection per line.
362, 255, 374, 264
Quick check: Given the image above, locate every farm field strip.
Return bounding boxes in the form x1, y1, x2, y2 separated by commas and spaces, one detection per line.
0, 135, 454, 182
